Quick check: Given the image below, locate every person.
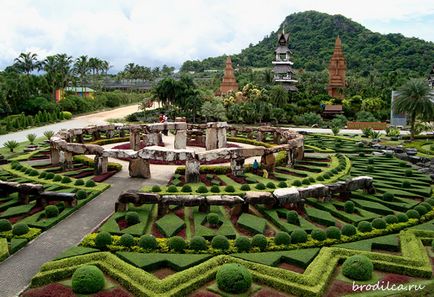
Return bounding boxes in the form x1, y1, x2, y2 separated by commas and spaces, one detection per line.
162, 113, 168, 135
163, 113, 168, 122
159, 113, 164, 123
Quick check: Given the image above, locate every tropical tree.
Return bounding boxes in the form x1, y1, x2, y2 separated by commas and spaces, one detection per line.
3, 140, 19, 152
43, 54, 73, 101
394, 79, 434, 139
43, 130, 54, 140
269, 85, 288, 107
26, 133, 37, 144
13, 52, 41, 74
200, 100, 226, 122
73, 55, 90, 93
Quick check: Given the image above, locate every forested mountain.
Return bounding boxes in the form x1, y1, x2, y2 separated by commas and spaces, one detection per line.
181, 11, 434, 76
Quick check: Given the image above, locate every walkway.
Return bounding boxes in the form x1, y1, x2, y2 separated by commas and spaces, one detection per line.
0, 174, 158, 297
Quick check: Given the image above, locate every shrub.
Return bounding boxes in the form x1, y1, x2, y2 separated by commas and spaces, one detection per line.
235, 236, 251, 252
240, 184, 251, 191
57, 202, 65, 212
427, 198, 434, 206
414, 205, 428, 216
85, 180, 96, 187
119, 234, 134, 247
266, 182, 276, 189
39, 172, 47, 179
168, 236, 186, 252
224, 185, 235, 193
255, 183, 266, 190
76, 190, 87, 200
207, 213, 220, 226
367, 165, 374, 172
95, 232, 112, 249
342, 255, 374, 281
139, 235, 158, 250
384, 215, 398, 224
311, 229, 327, 241
277, 181, 287, 188
420, 202, 432, 212
45, 205, 59, 218
357, 221, 372, 233
12, 223, 29, 235
344, 201, 355, 213
274, 232, 291, 245
251, 234, 267, 251
71, 265, 105, 294
342, 224, 357, 236
211, 235, 230, 250
325, 226, 341, 239
181, 184, 192, 193
397, 213, 409, 223
52, 174, 61, 181
383, 192, 394, 201
302, 178, 310, 185
61, 111, 73, 120
292, 180, 302, 186
0, 219, 12, 232
196, 185, 208, 193
432, 239, 434, 251
189, 236, 207, 251
372, 218, 387, 229
405, 170, 413, 177
367, 158, 374, 164
3, 140, 19, 152
216, 264, 252, 294
43, 130, 54, 139
75, 179, 85, 186
406, 209, 420, 219
291, 229, 308, 243
210, 185, 220, 193
125, 211, 140, 225
402, 181, 411, 188
286, 210, 299, 225
167, 185, 178, 193
316, 176, 325, 181
61, 176, 71, 184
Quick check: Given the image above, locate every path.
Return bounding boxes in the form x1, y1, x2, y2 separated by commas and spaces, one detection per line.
0, 174, 158, 297
0, 104, 141, 147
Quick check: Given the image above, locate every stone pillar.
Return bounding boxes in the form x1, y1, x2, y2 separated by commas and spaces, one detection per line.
174, 130, 187, 149
230, 158, 245, 176
64, 151, 73, 169
205, 127, 218, 150
198, 204, 210, 213
273, 132, 280, 144
130, 131, 141, 151
287, 149, 295, 166
119, 129, 126, 137
95, 156, 108, 175
75, 133, 84, 143
50, 147, 60, 165
230, 130, 237, 137
18, 192, 30, 204
295, 146, 304, 160
128, 158, 151, 178
92, 130, 100, 141
115, 202, 127, 212
185, 159, 200, 183
107, 130, 115, 139
256, 131, 264, 142
261, 152, 275, 172
158, 203, 169, 216
217, 126, 227, 148
143, 133, 160, 147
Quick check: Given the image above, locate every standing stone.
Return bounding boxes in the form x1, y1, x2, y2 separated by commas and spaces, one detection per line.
185, 159, 200, 183
64, 151, 73, 169
230, 158, 245, 176
75, 133, 84, 143
143, 133, 160, 147
206, 127, 218, 150
273, 132, 280, 144
261, 153, 275, 172
295, 146, 304, 160
256, 131, 264, 142
217, 126, 227, 148
50, 147, 60, 165
107, 130, 115, 139
95, 156, 108, 175
128, 158, 151, 178
92, 130, 100, 141
174, 130, 187, 149
287, 149, 295, 166
130, 131, 141, 151
230, 130, 237, 137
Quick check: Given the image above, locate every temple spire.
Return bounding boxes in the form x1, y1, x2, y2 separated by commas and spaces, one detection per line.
327, 36, 347, 98
216, 56, 238, 95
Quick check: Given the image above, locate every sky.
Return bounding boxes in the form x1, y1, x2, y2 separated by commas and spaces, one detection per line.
0, 0, 433, 72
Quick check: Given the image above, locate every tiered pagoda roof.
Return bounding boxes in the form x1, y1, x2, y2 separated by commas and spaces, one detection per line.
272, 32, 298, 92
217, 56, 238, 95
327, 36, 346, 98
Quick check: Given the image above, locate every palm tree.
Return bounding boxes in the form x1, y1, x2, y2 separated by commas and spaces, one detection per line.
42, 54, 73, 101
14, 52, 41, 74
73, 55, 90, 95
3, 140, 19, 152
394, 78, 434, 139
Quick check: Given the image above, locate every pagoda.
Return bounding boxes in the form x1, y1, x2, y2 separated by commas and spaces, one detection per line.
272, 31, 298, 91
327, 36, 346, 98
216, 56, 238, 95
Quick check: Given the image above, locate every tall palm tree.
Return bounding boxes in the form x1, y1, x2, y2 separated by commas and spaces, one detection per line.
14, 52, 41, 75
42, 54, 73, 101
73, 55, 90, 95
394, 78, 434, 139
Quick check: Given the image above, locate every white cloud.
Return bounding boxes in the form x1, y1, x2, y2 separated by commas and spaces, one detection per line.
0, 0, 432, 71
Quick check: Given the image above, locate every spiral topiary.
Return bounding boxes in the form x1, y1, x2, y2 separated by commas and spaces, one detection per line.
344, 201, 355, 213
125, 211, 140, 225
119, 233, 134, 247
357, 221, 372, 233
168, 236, 186, 252
12, 223, 29, 235
342, 224, 357, 237
95, 232, 112, 249
311, 229, 327, 241
325, 226, 341, 240
139, 234, 158, 250
216, 264, 252, 294
189, 236, 207, 251
291, 229, 308, 243
0, 219, 12, 232
251, 234, 267, 251
211, 235, 230, 250
45, 205, 59, 218
406, 209, 420, 219
384, 215, 398, 224
72, 265, 105, 294
372, 218, 387, 229
286, 210, 299, 225
274, 232, 291, 245
342, 255, 374, 281
235, 236, 251, 252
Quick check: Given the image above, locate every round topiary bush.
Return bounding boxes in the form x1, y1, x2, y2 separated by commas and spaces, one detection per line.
57, 202, 65, 212
235, 236, 251, 252
311, 229, 327, 241
224, 185, 236, 193
368, 158, 374, 164
274, 232, 291, 245
302, 178, 310, 185
210, 185, 220, 193
125, 211, 140, 225
39, 172, 47, 179
0, 219, 12, 232
359, 152, 365, 157
383, 192, 394, 201
292, 180, 302, 186
427, 198, 434, 206
397, 213, 409, 222
75, 190, 87, 201
151, 185, 161, 192
75, 179, 85, 186
316, 176, 325, 181
405, 169, 413, 177
367, 165, 374, 172
61, 176, 71, 184
402, 181, 411, 188
71, 265, 105, 294
372, 218, 387, 229
342, 255, 374, 281
266, 182, 276, 189
119, 233, 134, 247
384, 215, 398, 224
291, 230, 308, 243
139, 234, 158, 250
414, 205, 428, 216
95, 232, 112, 249
85, 180, 96, 187
342, 224, 357, 237
181, 184, 192, 193
251, 234, 267, 251
52, 174, 61, 181
357, 221, 372, 233
12, 223, 29, 236
211, 235, 230, 250
344, 201, 355, 213
216, 263, 252, 294
196, 185, 208, 193
168, 236, 186, 252
277, 181, 287, 188
206, 213, 220, 226
240, 184, 251, 191
189, 236, 207, 251
255, 183, 266, 190
286, 210, 299, 225
420, 202, 433, 212
45, 205, 59, 218
167, 185, 178, 193
326, 226, 341, 240
406, 209, 420, 219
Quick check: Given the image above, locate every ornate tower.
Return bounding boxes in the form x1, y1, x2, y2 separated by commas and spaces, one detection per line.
217, 56, 238, 95
327, 36, 346, 98
272, 31, 298, 91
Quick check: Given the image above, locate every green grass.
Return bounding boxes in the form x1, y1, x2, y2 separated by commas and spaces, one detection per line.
237, 213, 267, 234
155, 213, 185, 237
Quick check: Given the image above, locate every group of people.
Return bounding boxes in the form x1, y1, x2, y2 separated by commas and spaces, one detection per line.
159, 113, 168, 123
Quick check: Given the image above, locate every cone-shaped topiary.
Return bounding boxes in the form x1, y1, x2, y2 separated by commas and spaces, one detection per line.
342, 255, 374, 281
72, 265, 105, 294
216, 264, 252, 294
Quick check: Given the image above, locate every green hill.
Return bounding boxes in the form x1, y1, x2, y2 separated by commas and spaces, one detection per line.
181, 11, 434, 76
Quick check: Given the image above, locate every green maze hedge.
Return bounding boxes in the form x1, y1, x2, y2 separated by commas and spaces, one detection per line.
237, 213, 267, 234
155, 213, 185, 237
